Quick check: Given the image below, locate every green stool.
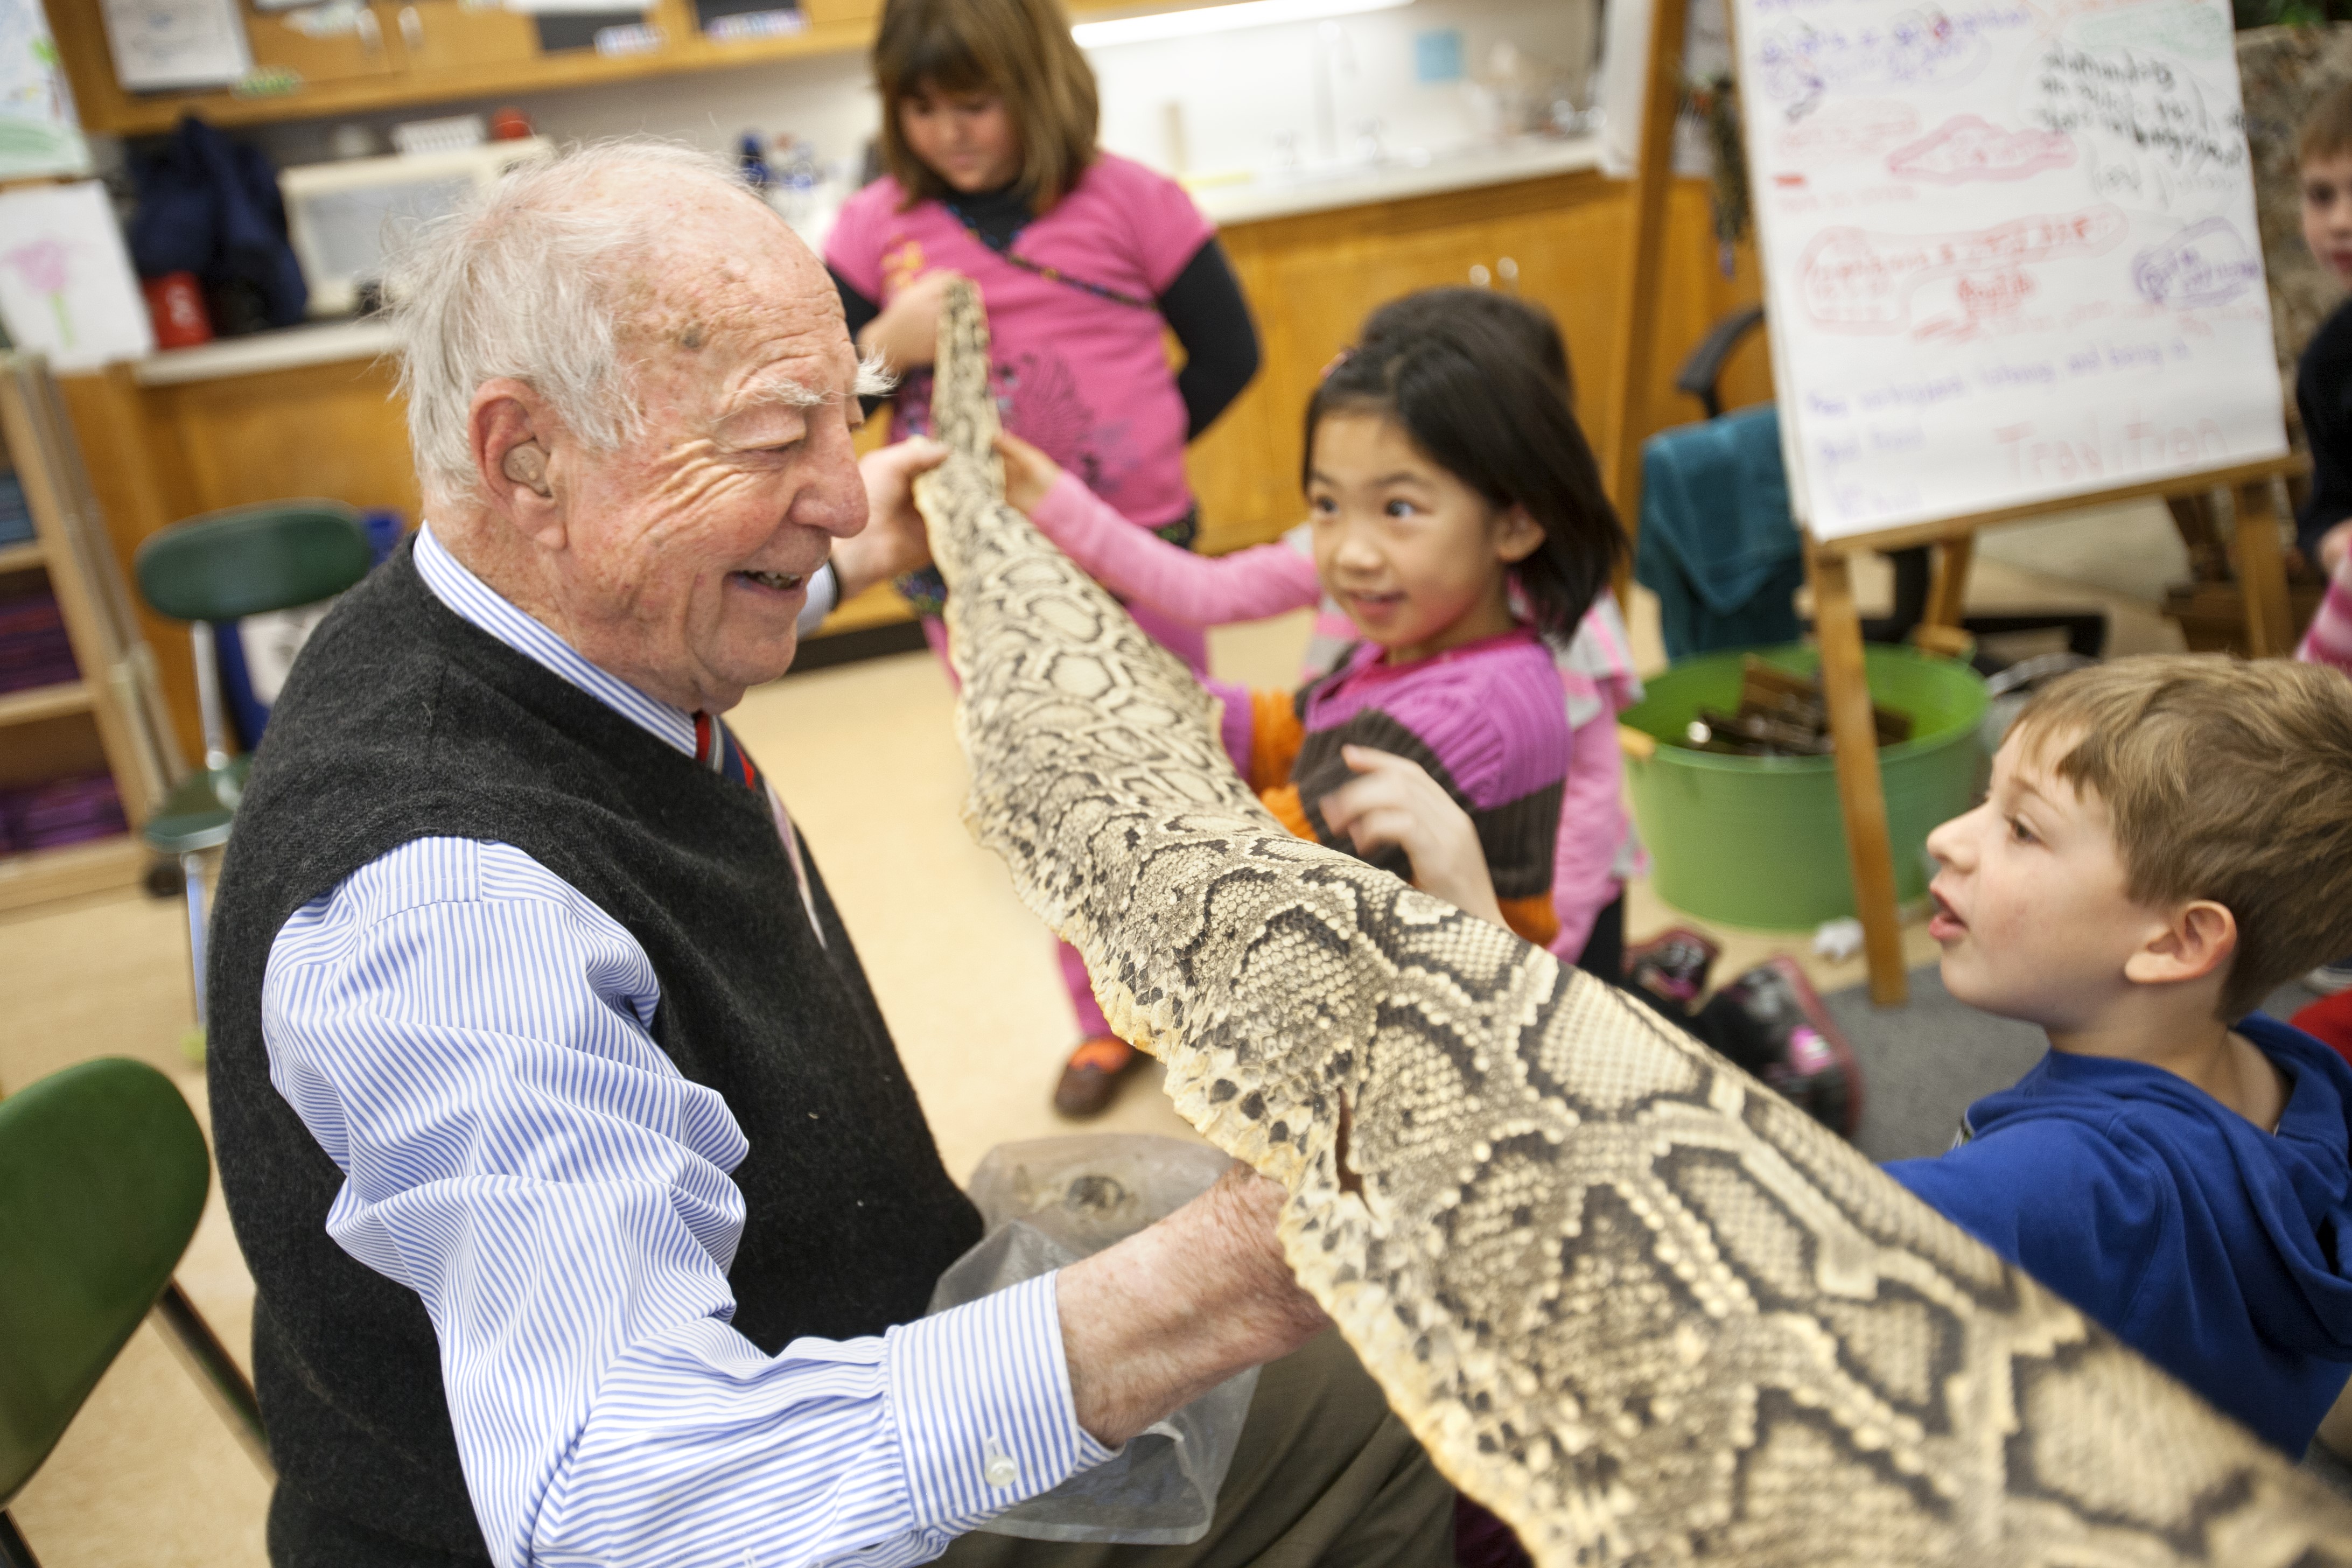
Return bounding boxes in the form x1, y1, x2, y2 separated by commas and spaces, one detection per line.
134, 503, 373, 1041
0, 1058, 269, 1566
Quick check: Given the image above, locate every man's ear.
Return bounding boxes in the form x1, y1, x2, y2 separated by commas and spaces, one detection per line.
1494, 503, 1545, 566
471, 379, 565, 547
2124, 899, 2238, 989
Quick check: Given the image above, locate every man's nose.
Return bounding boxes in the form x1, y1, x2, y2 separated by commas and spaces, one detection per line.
795, 430, 868, 539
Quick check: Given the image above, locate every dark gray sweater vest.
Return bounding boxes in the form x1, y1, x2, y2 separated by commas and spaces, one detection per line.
205, 539, 982, 1559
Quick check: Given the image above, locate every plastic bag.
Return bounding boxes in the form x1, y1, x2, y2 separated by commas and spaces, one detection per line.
928, 1134, 1258, 1545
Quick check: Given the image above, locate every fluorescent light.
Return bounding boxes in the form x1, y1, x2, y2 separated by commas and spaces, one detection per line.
1071, 0, 1410, 49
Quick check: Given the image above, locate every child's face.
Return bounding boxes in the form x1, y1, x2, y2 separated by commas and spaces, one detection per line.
2304, 152, 2352, 284
900, 85, 1021, 194
1923, 730, 2166, 1031
1306, 412, 1542, 664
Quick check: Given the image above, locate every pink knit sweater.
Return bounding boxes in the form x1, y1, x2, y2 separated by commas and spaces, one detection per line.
1028, 471, 1643, 961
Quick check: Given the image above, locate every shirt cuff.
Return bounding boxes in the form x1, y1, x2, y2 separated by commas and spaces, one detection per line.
885, 1272, 1115, 1533
796, 562, 842, 637
1028, 471, 1101, 544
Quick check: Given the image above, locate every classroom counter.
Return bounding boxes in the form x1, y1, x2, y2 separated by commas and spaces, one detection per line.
129, 134, 1603, 388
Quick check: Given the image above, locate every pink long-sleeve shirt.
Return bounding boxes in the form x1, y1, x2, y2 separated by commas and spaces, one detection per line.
2300, 550, 2352, 677
1028, 471, 1642, 961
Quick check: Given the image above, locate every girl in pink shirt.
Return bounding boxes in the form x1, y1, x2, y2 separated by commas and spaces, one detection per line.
1010, 291, 1644, 975
827, 0, 1260, 1099
824, 0, 1258, 667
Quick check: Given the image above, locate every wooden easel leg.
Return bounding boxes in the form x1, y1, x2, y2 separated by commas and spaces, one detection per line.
2233, 479, 2295, 656
1811, 546, 1909, 1005
1924, 532, 1975, 633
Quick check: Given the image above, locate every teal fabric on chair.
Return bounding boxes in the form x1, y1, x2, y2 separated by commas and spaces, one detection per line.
0, 1058, 265, 1566
132, 502, 373, 1037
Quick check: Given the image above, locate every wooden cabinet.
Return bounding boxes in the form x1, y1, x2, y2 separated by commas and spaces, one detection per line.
1188, 171, 1774, 556
43, 0, 1114, 136
241, 2, 400, 86
384, 1, 542, 75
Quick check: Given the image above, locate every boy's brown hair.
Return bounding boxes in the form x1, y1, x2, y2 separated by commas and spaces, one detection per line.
2301, 82, 2352, 166
2011, 655, 2352, 1018
873, 0, 1097, 212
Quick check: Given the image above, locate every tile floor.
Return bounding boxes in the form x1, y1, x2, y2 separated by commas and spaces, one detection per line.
0, 511, 2196, 1566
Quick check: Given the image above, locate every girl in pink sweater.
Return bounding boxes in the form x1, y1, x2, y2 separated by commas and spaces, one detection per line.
1017, 291, 1642, 962
1012, 288, 1632, 1114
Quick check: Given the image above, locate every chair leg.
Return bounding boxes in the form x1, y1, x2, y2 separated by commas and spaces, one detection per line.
153, 1280, 273, 1478
0, 1511, 40, 1568
180, 851, 209, 1033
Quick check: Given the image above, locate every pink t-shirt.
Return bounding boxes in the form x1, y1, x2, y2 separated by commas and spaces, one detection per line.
825, 152, 1214, 528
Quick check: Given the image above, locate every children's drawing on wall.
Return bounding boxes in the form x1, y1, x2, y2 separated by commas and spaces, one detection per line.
0, 182, 156, 372
0, 0, 89, 180
1735, 0, 2286, 539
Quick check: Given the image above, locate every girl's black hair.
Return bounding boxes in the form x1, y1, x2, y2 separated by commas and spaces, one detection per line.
1301, 288, 1620, 639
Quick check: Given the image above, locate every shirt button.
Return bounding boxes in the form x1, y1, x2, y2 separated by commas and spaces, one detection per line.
982, 1436, 1017, 1489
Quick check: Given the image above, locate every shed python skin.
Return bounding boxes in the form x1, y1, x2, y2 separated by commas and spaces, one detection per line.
909, 280, 2352, 1566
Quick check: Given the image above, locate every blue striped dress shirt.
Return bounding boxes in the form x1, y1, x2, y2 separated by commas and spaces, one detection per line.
260, 524, 1109, 1567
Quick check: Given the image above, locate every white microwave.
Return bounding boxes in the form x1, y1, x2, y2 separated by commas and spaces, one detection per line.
280, 138, 551, 317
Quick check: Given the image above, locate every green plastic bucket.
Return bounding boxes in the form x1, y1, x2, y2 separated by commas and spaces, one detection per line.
1621, 644, 1989, 929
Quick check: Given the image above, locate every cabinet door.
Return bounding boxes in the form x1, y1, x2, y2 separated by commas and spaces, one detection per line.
387, 0, 540, 72
243, 1, 400, 84
798, 0, 876, 25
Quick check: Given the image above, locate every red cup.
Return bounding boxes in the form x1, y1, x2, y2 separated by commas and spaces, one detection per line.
143, 272, 212, 349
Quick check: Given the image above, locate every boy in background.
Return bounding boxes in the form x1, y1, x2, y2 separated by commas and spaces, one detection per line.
2298, 82, 2352, 582
1886, 657, 2352, 1455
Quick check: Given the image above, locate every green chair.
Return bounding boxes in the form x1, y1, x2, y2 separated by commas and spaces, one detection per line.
0, 1058, 268, 1566
134, 502, 373, 1039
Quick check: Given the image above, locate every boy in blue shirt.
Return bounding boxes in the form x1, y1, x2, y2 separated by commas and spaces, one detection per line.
1887, 655, 2352, 1455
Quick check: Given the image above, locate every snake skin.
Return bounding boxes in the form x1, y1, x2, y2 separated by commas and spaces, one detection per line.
909, 281, 2352, 1566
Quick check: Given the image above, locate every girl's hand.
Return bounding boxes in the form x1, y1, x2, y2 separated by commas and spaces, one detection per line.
1319, 745, 1506, 929
858, 270, 967, 372
995, 431, 1065, 515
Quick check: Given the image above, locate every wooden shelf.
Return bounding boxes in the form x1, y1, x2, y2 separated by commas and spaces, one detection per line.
0, 833, 148, 914
0, 680, 95, 727
0, 539, 42, 573
78, 15, 873, 135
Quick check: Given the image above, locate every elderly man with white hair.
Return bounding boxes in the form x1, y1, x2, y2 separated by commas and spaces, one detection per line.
202, 141, 1454, 1568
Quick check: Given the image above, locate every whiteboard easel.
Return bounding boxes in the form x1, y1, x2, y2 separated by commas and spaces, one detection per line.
1725, 0, 2302, 1004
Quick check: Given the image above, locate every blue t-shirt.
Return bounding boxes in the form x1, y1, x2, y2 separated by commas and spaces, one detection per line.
1887, 1014, 2352, 1454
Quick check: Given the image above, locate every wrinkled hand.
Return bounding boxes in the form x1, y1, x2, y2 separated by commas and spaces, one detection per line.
1319, 744, 1505, 929
994, 431, 1065, 516
859, 269, 967, 373
1058, 1161, 1329, 1447
832, 437, 948, 600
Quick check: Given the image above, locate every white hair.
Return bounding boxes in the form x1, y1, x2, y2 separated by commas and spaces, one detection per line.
387, 137, 891, 502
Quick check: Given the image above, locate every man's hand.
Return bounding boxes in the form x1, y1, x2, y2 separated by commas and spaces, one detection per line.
1056, 1162, 1329, 1448
1320, 745, 1506, 930
995, 431, 1065, 516
857, 270, 965, 374
831, 438, 948, 601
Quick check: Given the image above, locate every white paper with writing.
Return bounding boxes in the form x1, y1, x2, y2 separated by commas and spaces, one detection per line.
1733, 0, 2285, 540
